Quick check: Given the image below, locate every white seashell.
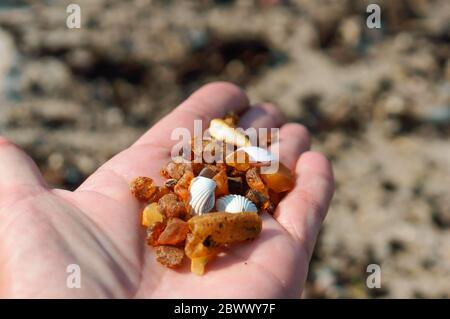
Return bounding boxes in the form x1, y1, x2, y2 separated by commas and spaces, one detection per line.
209, 119, 250, 147
189, 176, 216, 215
239, 146, 276, 163
216, 194, 258, 213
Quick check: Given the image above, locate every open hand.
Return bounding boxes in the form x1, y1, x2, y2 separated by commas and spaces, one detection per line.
0, 82, 334, 298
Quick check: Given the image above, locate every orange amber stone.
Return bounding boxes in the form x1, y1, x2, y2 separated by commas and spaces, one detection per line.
246, 168, 269, 197
157, 218, 190, 245
148, 186, 171, 203
260, 162, 295, 193
155, 245, 185, 268
213, 169, 229, 197
225, 150, 251, 172
130, 176, 156, 202
147, 221, 165, 247
174, 170, 194, 203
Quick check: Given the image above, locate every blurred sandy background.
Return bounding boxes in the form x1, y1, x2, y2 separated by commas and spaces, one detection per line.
0, 0, 449, 298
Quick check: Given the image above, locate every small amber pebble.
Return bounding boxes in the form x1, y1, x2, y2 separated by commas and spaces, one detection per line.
213, 169, 229, 197
260, 162, 295, 193
155, 246, 185, 268
142, 202, 164, 227
191, 255, 217, 276
225, 150, 251, 172
223, 112, 239, 127
246, 168, 269, 197
158, 193, 187, 219
147, 221, 165, 246
160, 160, 189, 180
174, 170, 194, 203
130, 176, 156, 201
245, 189, 268, 208
157, 218, 190, 245
148, 186, 171, 203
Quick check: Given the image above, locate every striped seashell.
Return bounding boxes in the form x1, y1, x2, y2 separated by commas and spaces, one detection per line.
189, 176, 216, 215
216, 194, 258, 213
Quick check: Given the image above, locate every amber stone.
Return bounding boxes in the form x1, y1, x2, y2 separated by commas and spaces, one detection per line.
142, 202, 164, 227
158, 193, 187, 219
223, 112, 239, 127
245, 189, 268, 208
130, 176, 156, 202
213, 169, 229, 197
160, 160, 190, 180
260, 162, 295, 193
147, 222, 165, 247
224, 147, 252, 172
186, 212, 262, 258
246, 168, 269, 197
174, 170, 194, 203
148, 186, 171, 203
157, 218, 190, 245
184, 212, 262, 274
155, 246, 185, 268
198, 166, 218, 179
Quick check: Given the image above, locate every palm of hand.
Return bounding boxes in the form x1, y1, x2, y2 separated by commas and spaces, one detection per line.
0, 83, 333, 298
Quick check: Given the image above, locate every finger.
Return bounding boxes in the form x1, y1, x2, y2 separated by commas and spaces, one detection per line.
0, 137, 46, 189
239, 103, 286, 130
274, 151, 334, 259
272, 123, 311, 170
134, 82, 249, 149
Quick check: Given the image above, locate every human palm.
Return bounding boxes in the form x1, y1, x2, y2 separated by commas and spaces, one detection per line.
0, 83, 333, 298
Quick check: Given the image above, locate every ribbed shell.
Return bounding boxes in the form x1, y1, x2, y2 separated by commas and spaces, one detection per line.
216, 194, 258, 213
189, 176, 216, 215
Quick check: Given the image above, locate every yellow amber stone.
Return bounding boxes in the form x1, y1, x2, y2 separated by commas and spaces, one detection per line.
142, 202, 164, 227
191, 255, 215, 276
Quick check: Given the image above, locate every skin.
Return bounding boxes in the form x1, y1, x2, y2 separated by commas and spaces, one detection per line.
0, 82, 334, 298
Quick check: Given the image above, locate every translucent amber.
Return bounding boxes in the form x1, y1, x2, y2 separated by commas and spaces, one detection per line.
260, 162, 295, 193
225, 150, 250, 172
142, 202, 164, 227
191, 255, 217, 276
130, 176, 156, 202
148, 186, 171, 203
246, 168, 269, 197
157, 218, 189, 245
213, 169, 229, 197
186, 212, 262, 258
245, 189, 268, 208
174, 170, 194, 203
223, 112, 239, 127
